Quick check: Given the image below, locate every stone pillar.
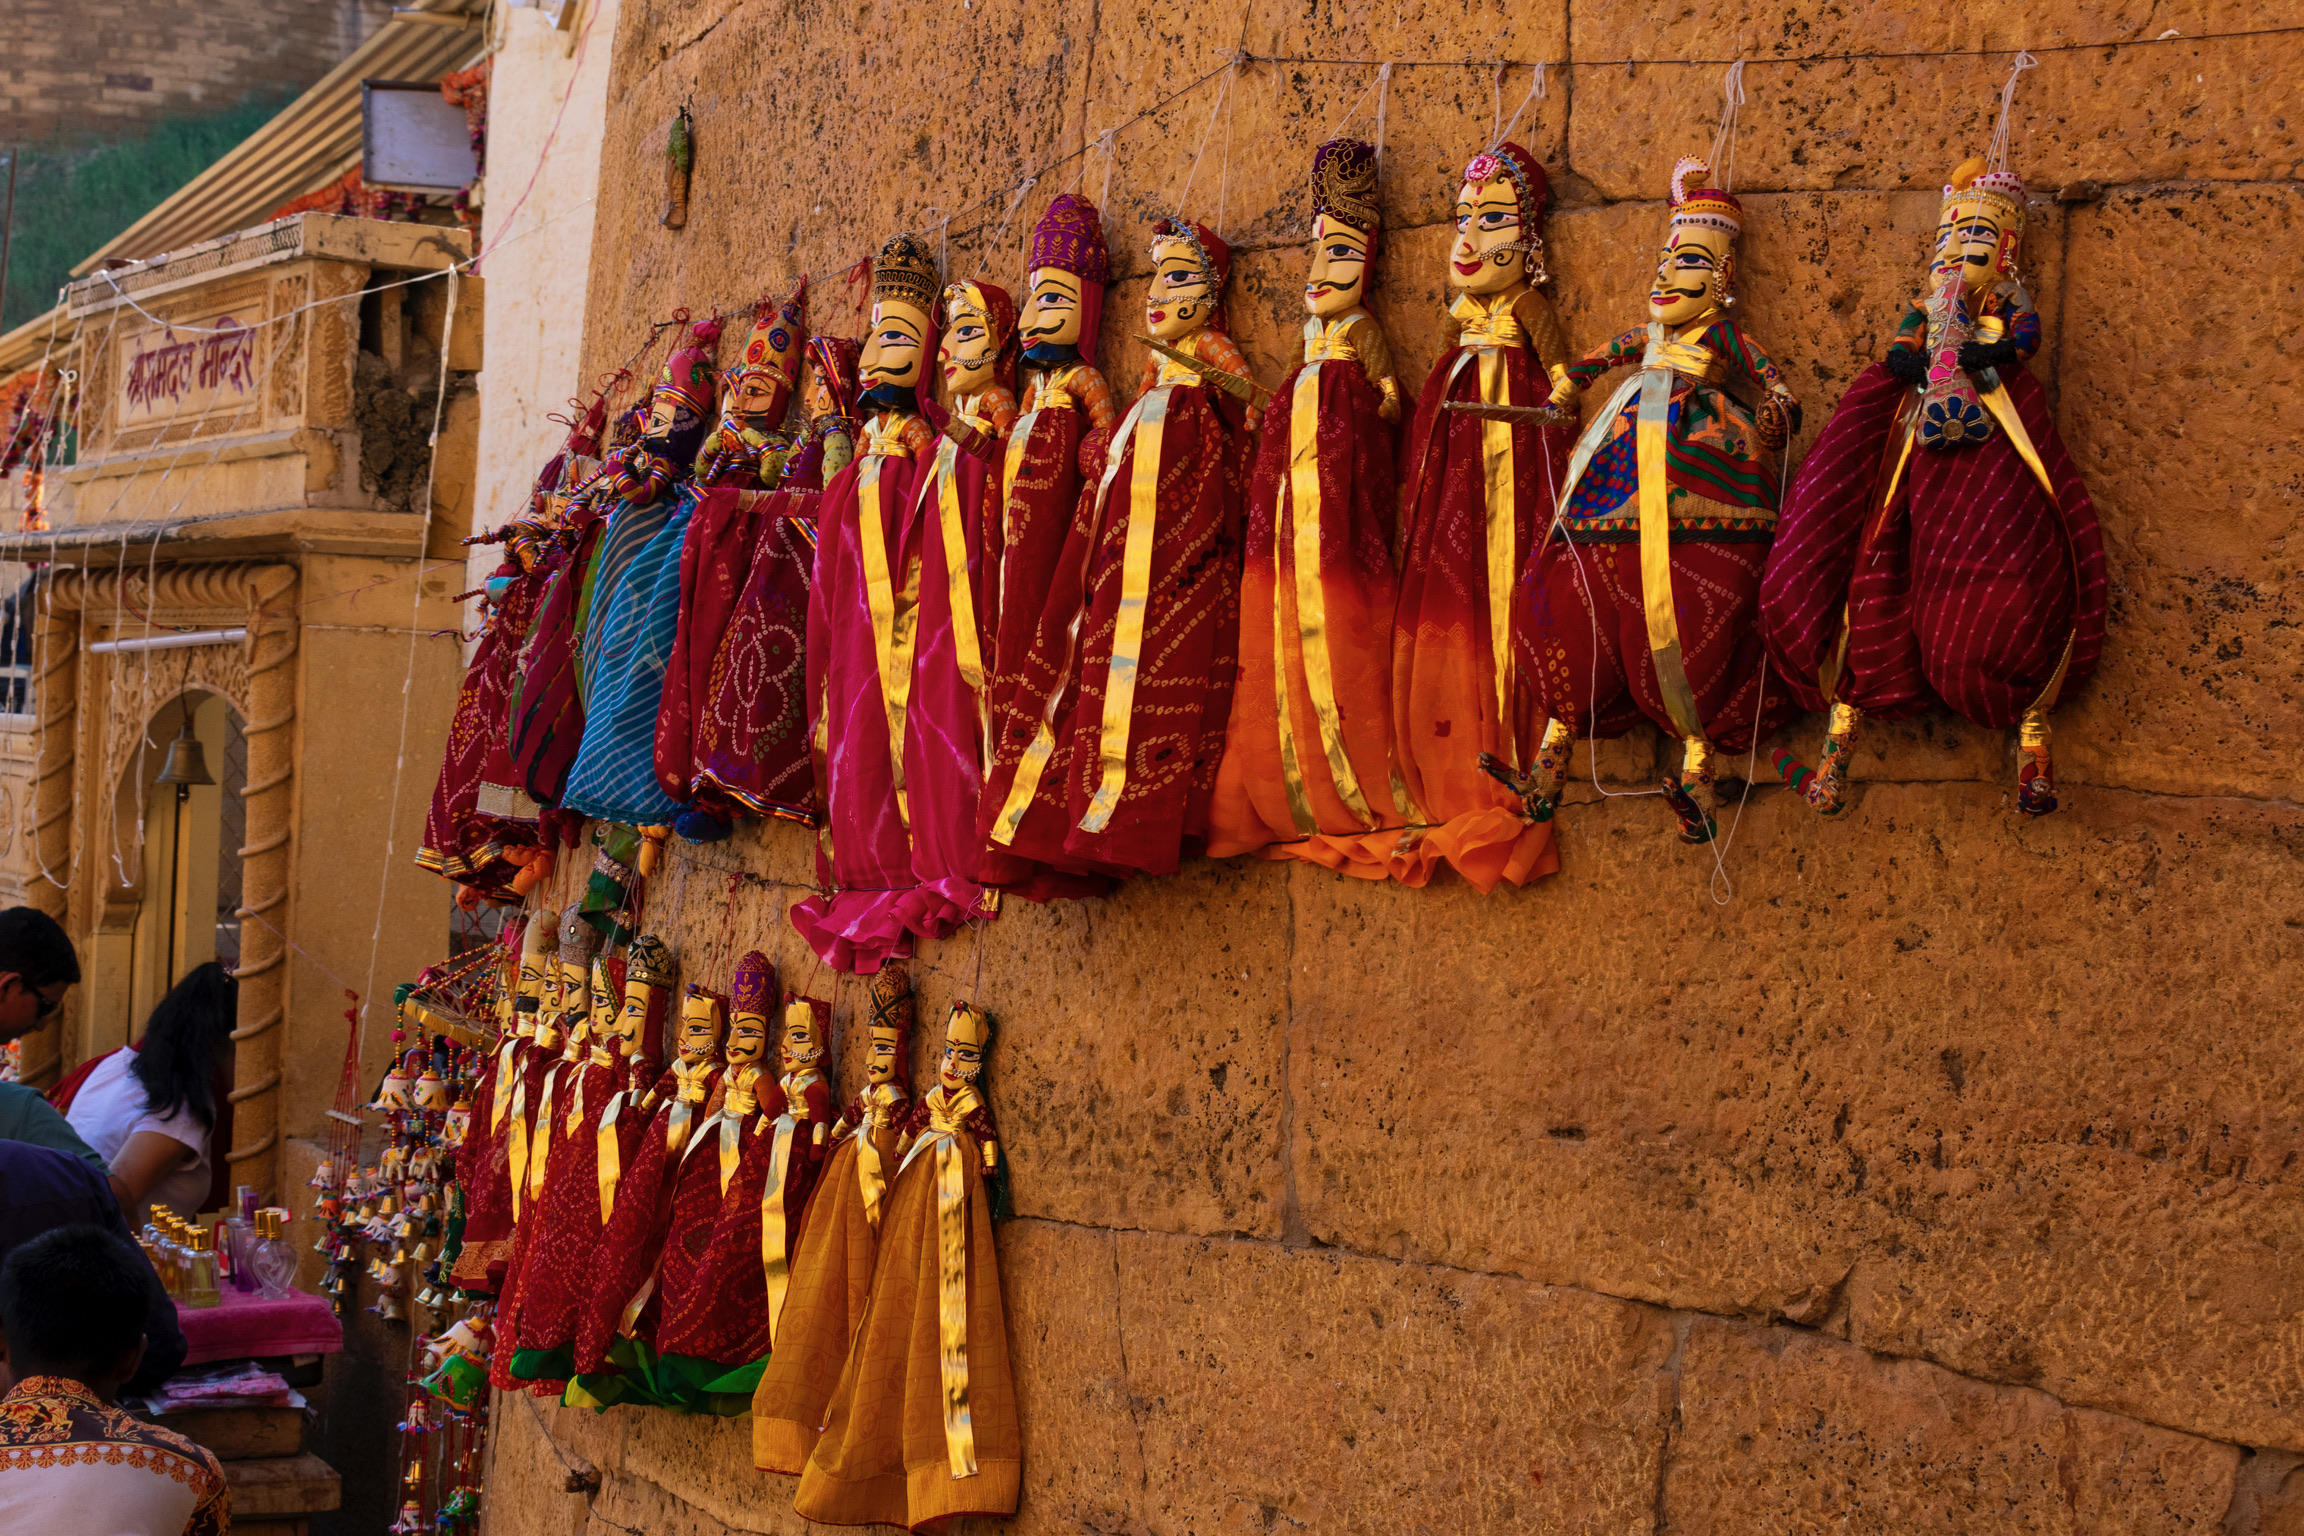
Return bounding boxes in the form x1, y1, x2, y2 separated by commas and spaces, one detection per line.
17, 582, 77, 1087
228, 564, 298, 1200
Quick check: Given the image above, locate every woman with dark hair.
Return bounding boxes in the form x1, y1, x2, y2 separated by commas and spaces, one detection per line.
62, 964, 237, 1223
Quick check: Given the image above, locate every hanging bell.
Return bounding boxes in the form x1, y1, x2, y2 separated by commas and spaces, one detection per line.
409, 1241, 434, 1267
153, 717, 216, 791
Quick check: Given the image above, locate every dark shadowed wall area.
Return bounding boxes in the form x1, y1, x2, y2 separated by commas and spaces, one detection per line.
482, 0, 2303, 1529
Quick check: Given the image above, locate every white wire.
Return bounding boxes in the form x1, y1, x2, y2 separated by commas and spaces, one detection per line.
1707, 60, 1747, 193
1988, 51, 2040, 173
1493, 61, 1548, 150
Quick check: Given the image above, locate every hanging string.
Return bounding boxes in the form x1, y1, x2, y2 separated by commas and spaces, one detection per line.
1373, 62, 1394, 164
1707, 59, 1747, 191
1096, 125, 1119, 211
1173, 59, 1237, 217
975, 177, 1038, 275
1215, 58, 1241, 237
1493, 61, 1548, 149
1988, 50, 2041, 173
1489, 62, 1505, 147
1323, 67, 1383, 141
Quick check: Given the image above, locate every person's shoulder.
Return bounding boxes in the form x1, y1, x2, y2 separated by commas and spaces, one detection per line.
135, 1417, 227, 1487
0, 1129, 112, 1195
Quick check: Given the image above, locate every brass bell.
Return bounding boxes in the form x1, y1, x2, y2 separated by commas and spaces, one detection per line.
153, 719, 215, 793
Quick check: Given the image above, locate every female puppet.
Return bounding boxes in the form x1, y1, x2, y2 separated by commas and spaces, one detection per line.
1209, 138, 1410, 878
1522, 155, 1801, 844
753, 962, 915, 1472
984, 216, 1253, 880
779, 335, 864, 492
680, 335, 864, 834
795, 1003, 1018, 1527
503, 936, 675, 1385
654, 284, 810, 838
1762, 142, 2104, 815
791, 236, 943, 972
904, 277, 1018, 925
510, 329, 719, 811
567, 983, 725, 1403
652, 990, 833, 1414
1392, 142, 1574, 891
977, 195, 1119, 901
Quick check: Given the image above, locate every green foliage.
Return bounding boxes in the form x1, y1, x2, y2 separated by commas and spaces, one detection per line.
2, 91, 297, 333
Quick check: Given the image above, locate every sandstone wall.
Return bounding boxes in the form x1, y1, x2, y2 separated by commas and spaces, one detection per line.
481, 0, 2303, 1530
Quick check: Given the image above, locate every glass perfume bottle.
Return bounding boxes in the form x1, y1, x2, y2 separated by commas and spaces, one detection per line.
183, 1225, 221, 1309
249, 1208, 299, 1300
224, 1186, 259, 1292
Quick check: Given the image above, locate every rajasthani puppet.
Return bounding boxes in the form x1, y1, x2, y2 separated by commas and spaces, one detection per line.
1522, 156, 1802, 844
681, 337, 860, 832
654, 285, 809, 841
568, 984, 724, 1398
1392, 142, 1572, 891
791, 235, 944, 972
653, 992, 833, 1413
505, 936, 675, 1383
1210, 138, 1411, 878
510, 332, 718, 812
780, 336, 864, 492
448, 909, 556, 1291
978, 195, 1119, 901
904, 278, 1018, 920
984, 216, 1253, 880
1762, 154, 2104, 815
753, 962, 915, 1473
796, 1003, 1018, 1527
489, 912, 600, 1391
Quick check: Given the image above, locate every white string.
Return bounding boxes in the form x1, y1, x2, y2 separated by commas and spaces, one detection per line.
358, 264, 460, 1060
1492, 61, 1547, 149
1174, 61, 1236, 217
1215, 61, 1240, 237
1096, 126, 1119, 212
1324, 69, 1382, 140
1373, 62, 1394, 165
1699, 443, 1798, 904
1707, 60, 1747, 193
975, 177, 1038, 276
1489, 63, 1504, 147
1988, 51, 2040, 173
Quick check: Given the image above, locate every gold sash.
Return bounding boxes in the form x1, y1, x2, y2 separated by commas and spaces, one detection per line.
487, 1038, 519, 1134
857, 438, 923, 829
855, 1083, 905, 1234
1553, 317, 1717, 743
504, 1072, 532, 1220
759, 1067, 821, 1347
524, 1065, 561, 1208
1439, 292, 1529, 764
899, 1085, 985, 1479
990, 366, 1179, 845
595, 1090, 625, 1226
1271, 315, 1378, 831
922, 413, 991, 772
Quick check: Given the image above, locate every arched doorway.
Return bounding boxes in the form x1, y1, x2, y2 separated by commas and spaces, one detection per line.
92, 689, 247, 1049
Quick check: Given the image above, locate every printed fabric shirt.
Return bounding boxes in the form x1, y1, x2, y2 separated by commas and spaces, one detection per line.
0, 1375, 228, 1536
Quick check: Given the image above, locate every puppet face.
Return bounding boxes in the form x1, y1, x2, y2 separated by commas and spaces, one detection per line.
1021, 267, 1084, 350
940, 293, 1001, 395
865, 1026, 902, 1085
730, 368, 789, 422
1305, 215, 1371, 319
861, 298, 930, 393
642, 392, 699, 444
1450, 178, 1525, 296
779, 1005, 823, 1072
1650, 225, 1732, 325
725, 1007, 770, 1068
1146, 238, 1215, 342
800, 359, 839, 420
674, 995, 724, 1063
937, 1037, 984, 1091
588, 965, 619, 1036
610, 985, 649, 1056
1933, 197, 2013, 294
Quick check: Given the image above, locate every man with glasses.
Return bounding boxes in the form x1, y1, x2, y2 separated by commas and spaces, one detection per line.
0, 906, 99, 1176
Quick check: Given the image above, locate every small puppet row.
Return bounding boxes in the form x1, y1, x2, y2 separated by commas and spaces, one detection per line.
447, 915, 1020, 1526
422, 98, 2103, 958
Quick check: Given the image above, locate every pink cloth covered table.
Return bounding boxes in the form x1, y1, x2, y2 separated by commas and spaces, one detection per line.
175, 1286, 343, 1366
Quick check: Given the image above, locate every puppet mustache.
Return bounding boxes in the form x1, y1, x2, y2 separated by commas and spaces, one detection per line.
1022, 319, 1070, 338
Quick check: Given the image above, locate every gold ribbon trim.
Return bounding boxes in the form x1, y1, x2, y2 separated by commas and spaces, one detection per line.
990, 382, 1161, 845
924, 430, 992, 774
1278, 336, 1375, 830
488, 1039, 518, 1135
1474, 347, 1522, 765
855, 1084, 903, 1234
524, 1066, 561, 1209
760, 1110, 799, 1346
899, 1086, 984, 1481
595, 1092, 625, 1226
1079, 383, 1178, 833
857, 457, 923, 828
505, 1073, 531, 1221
